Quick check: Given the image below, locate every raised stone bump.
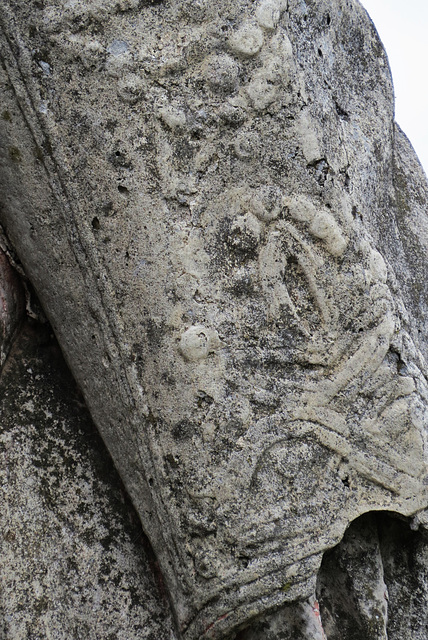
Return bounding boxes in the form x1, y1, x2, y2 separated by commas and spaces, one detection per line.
245, 75, 278, 111
250, 185, 283, 222
308, 210, 348, 257
368, 248, 388, 284
229, 22, 264, 57
117, 72, 146, 103
158, 104, 187, 130
234, 130, 261, 160
179, 325, 220, 362
202, 54, 240, 94
285, 194, 319, 223
255, 0, 281, 31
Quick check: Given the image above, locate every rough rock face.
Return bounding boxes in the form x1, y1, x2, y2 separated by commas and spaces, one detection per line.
0, 0, 427, 638
316, 512, 428, 640
0, 321, 177, 640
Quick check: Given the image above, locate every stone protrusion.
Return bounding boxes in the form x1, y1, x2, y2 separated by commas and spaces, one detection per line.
0, 0, 427, 638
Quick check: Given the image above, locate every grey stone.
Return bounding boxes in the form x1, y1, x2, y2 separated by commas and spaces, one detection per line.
0, 0, 427, 638
317, 512, 428, 640
0, 322, 177, 640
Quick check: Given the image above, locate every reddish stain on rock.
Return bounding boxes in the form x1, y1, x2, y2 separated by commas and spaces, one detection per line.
0, 249, 25, 367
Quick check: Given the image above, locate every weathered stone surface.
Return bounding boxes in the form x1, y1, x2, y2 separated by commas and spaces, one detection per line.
317, 512, 428, 640
0, 1, 427, 638
0, 247, 24, 367
0, 322, 177, 640
317, 513, 389, 640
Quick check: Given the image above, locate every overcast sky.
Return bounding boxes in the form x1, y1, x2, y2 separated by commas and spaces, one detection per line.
361, 0, 428, 175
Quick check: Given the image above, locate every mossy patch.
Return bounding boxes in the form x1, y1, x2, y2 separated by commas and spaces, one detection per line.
8, 146, 22, 163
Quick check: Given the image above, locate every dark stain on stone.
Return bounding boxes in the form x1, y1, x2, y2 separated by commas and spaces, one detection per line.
8, 146, 22, 163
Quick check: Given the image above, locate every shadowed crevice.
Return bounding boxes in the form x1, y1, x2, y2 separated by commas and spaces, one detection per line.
316, 511, 428, 640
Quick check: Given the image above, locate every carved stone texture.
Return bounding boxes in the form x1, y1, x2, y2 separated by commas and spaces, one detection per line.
0, 322, 177, 640
0, 0, 427, 638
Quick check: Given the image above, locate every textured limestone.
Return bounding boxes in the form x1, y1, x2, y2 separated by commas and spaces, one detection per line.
317, 512, 428, 640
0, 322, 177, 640
0, 1, 427, 638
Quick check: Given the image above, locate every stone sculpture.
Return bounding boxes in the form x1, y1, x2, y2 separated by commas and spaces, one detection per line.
0, 0, 427, 638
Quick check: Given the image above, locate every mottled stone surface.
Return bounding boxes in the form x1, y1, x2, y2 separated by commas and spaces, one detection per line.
0, 1, 427, 638
317, 512, 428, 640
0, 322, 177, 640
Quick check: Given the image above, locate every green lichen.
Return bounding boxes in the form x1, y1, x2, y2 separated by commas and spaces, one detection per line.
281, 581, 292, 593
8, 146, 22, 163
393, 164, 411, 218
34, 596, 49, 614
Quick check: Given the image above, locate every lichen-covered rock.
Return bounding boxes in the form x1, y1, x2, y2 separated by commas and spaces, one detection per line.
316, 512, 428, 640
317, 513, 389, 640
0, 323, 177, 640
0, 1, 427, 638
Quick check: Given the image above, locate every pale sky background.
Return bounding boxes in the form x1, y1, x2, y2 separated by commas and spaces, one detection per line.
361, 0, 428, 175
